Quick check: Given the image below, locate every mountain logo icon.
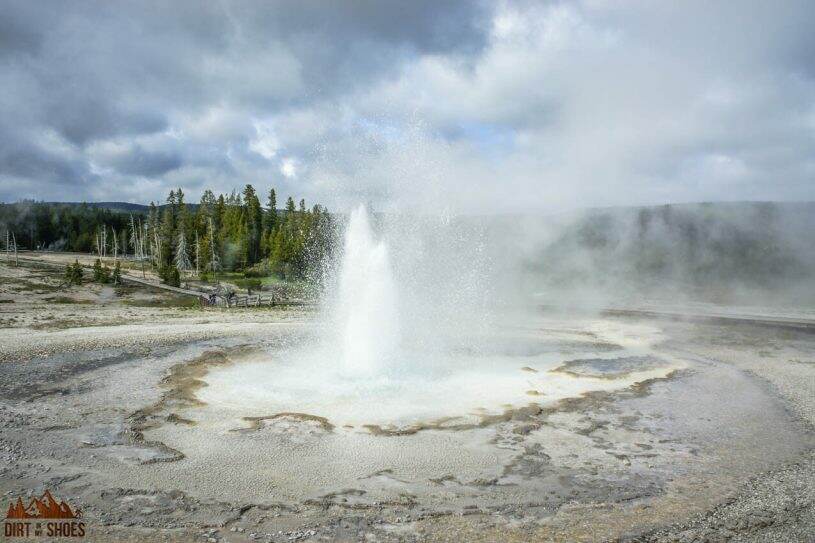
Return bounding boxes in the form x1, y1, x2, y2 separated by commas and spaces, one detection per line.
5, 490, 82, 520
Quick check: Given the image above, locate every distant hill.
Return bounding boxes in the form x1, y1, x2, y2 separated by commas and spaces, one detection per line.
66, 201, 151, 212
7, 201, 202, 213
61, 201, 204, 213
4, 201, 305, 214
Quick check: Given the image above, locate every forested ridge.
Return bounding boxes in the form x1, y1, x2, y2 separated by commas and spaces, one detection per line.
0, 185, 334, 286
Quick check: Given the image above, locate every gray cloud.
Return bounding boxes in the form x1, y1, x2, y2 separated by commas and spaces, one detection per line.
95, 144, 183, 177
0, 0, 813, 210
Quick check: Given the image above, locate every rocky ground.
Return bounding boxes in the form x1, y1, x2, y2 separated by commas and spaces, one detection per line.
1, 259, 814, 542
0, 259, 309, 363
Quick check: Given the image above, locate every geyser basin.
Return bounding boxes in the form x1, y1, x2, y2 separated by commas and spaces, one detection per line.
197, 319, 678, 433
116, 208, 814, 525
129, 314, 813, 513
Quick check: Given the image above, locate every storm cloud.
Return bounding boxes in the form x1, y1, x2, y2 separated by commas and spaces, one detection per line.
1, 0, 813, 211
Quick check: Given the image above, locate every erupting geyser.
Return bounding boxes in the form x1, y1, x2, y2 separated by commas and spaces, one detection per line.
335, 205, 399, 376
197, 205, 682, 433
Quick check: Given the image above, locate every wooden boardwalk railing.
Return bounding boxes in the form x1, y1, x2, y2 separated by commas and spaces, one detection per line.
216, 293, 311, 308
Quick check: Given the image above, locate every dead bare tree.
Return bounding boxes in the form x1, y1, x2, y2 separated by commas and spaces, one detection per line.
141, 221, 148, 260
175, 228, 191, 272
130, 217, 136, 257
95, 225, 108, 258
152, 229, 162, 268
131, 217, 148, 278
129, 215, 141, 260
11, 232, 18, 266
195, 230, 200, 276
4, 230, 17, 265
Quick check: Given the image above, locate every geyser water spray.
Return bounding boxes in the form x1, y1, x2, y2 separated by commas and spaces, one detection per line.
336, 205, 399, 376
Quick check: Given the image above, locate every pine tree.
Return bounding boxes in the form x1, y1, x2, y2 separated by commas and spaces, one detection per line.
270, 228, 286, 275
159, 198, 176, 270
129, 215, 140, 259
93, 258, 103, 282
147, 202, 160, 265
176, 187, 190, 244
194, 230, 200, 276
73, 261, 83, 284
265, 188, 278, 233
218, 190, 244, 270
215, 194, 226, 232
199, 231, 211, 276
164, 266, 180, 287
243, 184, 263, 265
207, 217, 220, 274
65, 260, 83, 285
112, 261, 122, 284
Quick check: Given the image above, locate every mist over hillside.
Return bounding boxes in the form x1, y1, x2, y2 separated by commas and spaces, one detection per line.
511, 201, 815, 307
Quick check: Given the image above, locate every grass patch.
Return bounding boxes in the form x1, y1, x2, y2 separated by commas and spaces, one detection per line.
122, 295, 202, 309
114, 284, 142, 296
195, 272, 306, 290
232, 276, 305, 289
10, 278, 65, 293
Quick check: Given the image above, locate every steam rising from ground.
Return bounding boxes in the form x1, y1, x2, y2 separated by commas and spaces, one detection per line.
512, 201, 815, 308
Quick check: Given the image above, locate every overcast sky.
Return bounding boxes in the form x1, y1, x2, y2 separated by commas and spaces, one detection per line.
1, 0, 814, 212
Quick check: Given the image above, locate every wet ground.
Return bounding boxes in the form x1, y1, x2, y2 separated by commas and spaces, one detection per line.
1, 261, 814, 542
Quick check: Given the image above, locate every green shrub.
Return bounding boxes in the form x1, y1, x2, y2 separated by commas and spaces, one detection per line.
242, 278, 262, 291
112, 261, 122, 284
92, 258, 112, 283
65, 260, 83, 285
92, 259, 104, 282
243, 262, 271, 278
160, 266, 181, 287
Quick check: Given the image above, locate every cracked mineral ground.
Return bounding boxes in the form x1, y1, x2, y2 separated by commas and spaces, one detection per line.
1, 261, 814, 542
